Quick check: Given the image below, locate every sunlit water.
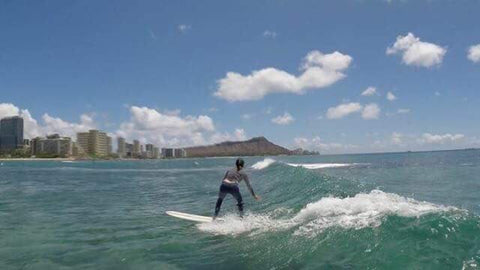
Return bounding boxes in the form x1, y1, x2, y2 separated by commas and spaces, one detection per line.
1, 150, 480, 269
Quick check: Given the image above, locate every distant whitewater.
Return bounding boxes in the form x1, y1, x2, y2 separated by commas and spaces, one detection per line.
251, 158, 358, 170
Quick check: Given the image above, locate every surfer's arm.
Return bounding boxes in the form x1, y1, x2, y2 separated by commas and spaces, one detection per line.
243, 174, 256, 197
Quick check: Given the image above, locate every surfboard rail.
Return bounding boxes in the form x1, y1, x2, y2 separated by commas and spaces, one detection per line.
166, 211, 222, 223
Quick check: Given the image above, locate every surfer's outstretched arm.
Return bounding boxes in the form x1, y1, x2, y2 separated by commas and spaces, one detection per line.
243, 174, 261, 201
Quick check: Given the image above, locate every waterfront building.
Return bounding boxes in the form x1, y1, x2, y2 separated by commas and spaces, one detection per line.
126, 143, 133, 158
117, 137, 126, 157
133, 140, 141, 157
174, 148, 186, 158
145, 143, 154, 158
153, 147, 160, 159
76, 130, 112, 156
32, 134, 73, 157
72, 142, 85, 157
161, 148, 187, 158
0, 116, 24, 152
107, 136, 112, 155
145, 144, 153, 152
161, 148, 176, 158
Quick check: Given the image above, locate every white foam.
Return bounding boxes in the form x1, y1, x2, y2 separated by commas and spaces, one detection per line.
286, 163, 354, 169
251, 158, 276, 170
292, 190, 454, 236
197, 190, 455, 237
197, 213, 293, 236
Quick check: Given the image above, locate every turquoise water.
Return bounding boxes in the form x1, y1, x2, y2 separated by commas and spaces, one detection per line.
1, 150, 480, 269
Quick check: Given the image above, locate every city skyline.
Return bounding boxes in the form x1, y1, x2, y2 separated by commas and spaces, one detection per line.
1, 1, 480, 154
0, 113, 183, 158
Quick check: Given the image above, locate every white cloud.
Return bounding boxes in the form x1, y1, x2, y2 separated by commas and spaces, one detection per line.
467, 44, 480, 63
434, 91, 441, 96
362, 103, 380, 119
391, 132, 405, 145
0, 103, 95, 139
177, 24, 191, 33
386, 32, 446, 67
263, 30, 277, 38
116, 106, 245, 147
116, 106, 216, 147
293, 136, 357, 154
326, 102, 362, 119
42, 113, 96, 138
241, 114, 253, 120
214, 50, 352, 102
389, 132, 465, 147
419, 133, 465, 144
271, 112, 295, 125
163, 109, 181, 116
361, 87, 377, 96
210, 128, 247, 143
397, 108, 410, 114
386, 91, 397, 101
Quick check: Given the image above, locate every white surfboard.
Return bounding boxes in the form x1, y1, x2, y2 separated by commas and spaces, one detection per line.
166, 211, 223, 223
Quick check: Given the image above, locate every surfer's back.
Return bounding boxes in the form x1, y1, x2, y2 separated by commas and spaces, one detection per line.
223, 169, 248, 185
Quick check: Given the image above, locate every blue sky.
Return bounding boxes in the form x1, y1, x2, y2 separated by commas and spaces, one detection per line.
1, 0, 479, 153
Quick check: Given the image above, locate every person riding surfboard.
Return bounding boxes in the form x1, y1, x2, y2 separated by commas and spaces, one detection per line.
213, 158, 261, 219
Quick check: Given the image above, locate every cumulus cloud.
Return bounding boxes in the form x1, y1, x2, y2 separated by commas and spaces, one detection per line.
293, 136, 357, 154
116, 106, 245, 147
386, 91, 397, 101
0, 103, 95, 139
42, 114, 96, 138
390, 132, 406, 145
116, 106, 214, 146
326, 102, 362, 119
361, 87, 377, 96
271, 112, 295, 125
387, 33, 446, 67
241, 114, 253, 120
362, 103, 380, 119
177, 24, 191, 33
214, 50, 352, 102
468, 44, 480, 63
210, 128, 247, 143
263, 30, 277, 38
389, 132, 465, 148
419, 133, 464, 144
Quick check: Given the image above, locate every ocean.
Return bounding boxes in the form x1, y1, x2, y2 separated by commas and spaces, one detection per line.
1, 150, 480, 269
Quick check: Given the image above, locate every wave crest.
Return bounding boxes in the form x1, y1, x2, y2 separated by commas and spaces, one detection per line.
197, 190, 456, 237
286, 163, 356, 169
251, 158, 276, 170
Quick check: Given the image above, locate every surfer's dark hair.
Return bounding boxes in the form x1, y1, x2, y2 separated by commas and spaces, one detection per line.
236, 158, 245, 169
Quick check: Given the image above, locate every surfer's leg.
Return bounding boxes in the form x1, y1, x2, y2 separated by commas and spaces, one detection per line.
232, 186, 244, 217
214, 185, 228, 217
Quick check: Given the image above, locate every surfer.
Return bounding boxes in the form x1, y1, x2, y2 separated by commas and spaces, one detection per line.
213, 158, 260, 219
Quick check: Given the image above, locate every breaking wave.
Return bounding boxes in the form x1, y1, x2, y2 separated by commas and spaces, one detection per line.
250, 158, 358, 170
197, 190, 457, 236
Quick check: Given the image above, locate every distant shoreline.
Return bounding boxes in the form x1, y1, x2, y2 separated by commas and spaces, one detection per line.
0, 158, 76, 161
0, 147, 478, 161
